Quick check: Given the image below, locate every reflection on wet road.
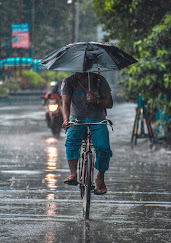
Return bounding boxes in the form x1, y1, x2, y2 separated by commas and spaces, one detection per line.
0, 103, 171, 243
45, 144, 58, 191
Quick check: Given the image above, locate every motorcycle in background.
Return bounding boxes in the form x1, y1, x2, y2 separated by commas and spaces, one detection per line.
45, 100, 63, 137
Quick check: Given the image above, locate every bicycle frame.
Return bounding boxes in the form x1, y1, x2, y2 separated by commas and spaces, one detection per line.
79, 125, 95, 198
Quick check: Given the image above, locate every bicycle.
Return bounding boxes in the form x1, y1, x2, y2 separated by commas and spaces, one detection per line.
67, 119, 113, 219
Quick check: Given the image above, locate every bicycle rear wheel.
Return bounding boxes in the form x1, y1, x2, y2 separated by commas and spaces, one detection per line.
83, 152, 92, 220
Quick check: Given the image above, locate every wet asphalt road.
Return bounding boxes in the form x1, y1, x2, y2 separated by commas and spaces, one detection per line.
0, 102, 171, 243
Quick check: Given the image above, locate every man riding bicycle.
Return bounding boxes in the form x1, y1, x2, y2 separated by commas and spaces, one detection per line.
61, 72, 113, 195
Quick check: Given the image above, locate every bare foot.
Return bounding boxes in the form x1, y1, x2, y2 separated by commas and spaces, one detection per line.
94, 177, 107, 195
64, 174, 78, 185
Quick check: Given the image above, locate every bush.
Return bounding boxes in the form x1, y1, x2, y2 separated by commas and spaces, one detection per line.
3, 79, 20, 92
41, 71, 57, 82
41, 71, 70, 83
0, 85, 7, 95
56, 71, 70, 82
17, 70, 44, 90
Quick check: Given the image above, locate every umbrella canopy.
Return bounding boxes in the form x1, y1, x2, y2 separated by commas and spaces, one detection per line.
40, 42, 138, 73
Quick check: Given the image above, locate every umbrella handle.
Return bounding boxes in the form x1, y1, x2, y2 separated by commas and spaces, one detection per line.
88, 72, 90, 91
88, 67, 100, 91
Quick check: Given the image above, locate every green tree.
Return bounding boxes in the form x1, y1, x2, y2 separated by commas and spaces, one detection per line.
78, 0, 97, 42
0, 0, 97, 60
41, 71, 70, 83
92, 0, 170, 52
16, 70, 45, 89
29, 0, 71, 58
120, 14, 171, 115
0, 0, 18, 58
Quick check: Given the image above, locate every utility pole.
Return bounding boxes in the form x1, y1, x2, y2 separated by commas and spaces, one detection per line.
68, 0, 79, 43
71, 0, 76, 43
18, 0, 22, 77
18, 0, 22, 23
75, 0, 79, 42
31, 0, 35, 59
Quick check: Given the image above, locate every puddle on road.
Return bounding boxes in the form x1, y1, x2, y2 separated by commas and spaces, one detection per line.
0, 103, 171, 243
0, 170, 43, 175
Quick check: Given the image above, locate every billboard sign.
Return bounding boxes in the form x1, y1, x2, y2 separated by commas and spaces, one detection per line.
11, 23, 29, 49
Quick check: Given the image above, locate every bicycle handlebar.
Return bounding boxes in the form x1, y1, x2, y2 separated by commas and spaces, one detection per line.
67, 119, 113, 130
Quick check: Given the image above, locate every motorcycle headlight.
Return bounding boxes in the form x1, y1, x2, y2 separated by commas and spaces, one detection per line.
48, 104, 58, 112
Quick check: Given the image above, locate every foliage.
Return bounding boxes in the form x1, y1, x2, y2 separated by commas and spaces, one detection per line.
92, 0, 170, 52
0, 0, 97, 60
0, 85, 8, 95
3, 79, 20, 92
41, 71, 70, 83
92, 0, 171, 119
120, 14, 171, 116
41, 71, 58, 83
78, 0, 97, 42
17, 70, 44, 90
56, 71, 71, 82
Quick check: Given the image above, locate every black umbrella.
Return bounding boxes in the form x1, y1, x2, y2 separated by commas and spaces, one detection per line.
40, 42, 138, 73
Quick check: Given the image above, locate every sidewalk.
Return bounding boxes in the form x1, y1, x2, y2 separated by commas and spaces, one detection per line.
108, 102, 171, 166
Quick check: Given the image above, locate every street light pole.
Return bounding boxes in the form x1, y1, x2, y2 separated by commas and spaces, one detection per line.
18, 0, 22, 77
75, 0, 79, 42
71, 0, 76, 43
18, 0, 22, 23
31, 0, 35, 59
68, 0, 79, 43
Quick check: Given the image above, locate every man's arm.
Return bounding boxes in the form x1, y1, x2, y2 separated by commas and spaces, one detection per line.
86, 91, 113, 109
61, 94, 71, 128
98, 92, 113, 109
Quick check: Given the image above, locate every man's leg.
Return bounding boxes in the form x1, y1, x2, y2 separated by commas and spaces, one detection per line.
64, 122, 86, 185
68, 159, 78, 176
96, 171, 107, 194
91, 123, 112, 194
64, 159, 78, 184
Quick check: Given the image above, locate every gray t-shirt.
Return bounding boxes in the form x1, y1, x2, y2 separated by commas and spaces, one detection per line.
61, 73, 111, 119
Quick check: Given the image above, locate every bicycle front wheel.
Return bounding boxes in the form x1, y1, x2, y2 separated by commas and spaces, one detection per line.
83, 152, 92, 220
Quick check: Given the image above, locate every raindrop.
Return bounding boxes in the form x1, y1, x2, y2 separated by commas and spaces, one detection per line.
70, 228, 74, 233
